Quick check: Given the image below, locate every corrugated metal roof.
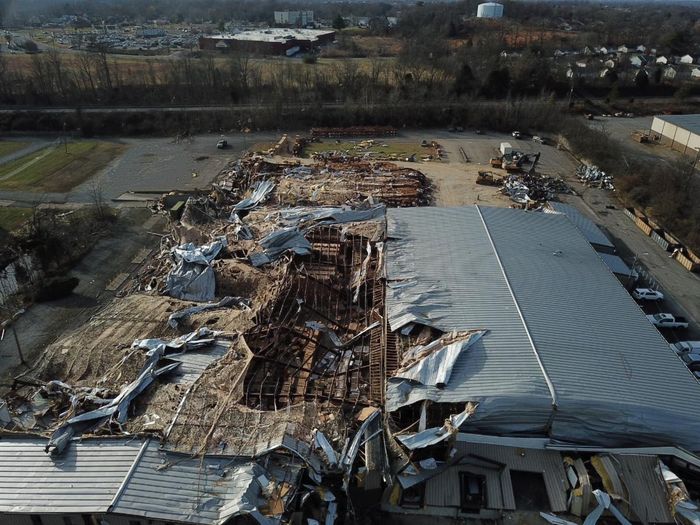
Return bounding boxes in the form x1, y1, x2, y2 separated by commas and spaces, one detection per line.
655, 114, 700, 136
111, 440, 269, 525
385, 206, 700, 450
0, 437, 144, 514
611, 454, 673, 523
545, 202, 614, 249
385, 206, 553, 434
598, 252, 634, 277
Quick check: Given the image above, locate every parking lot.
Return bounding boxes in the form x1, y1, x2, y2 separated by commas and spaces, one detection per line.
0, 132, 278, 205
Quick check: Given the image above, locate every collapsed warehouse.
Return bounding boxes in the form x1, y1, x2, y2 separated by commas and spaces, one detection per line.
2, 154, 700, 525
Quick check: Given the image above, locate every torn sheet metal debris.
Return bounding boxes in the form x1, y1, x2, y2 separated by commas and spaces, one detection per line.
166, 238, 226, 302
391, 330, 486, 387
231, 179, 275, 215
396, 403, 477, 450
583, 490, 633, 525
250, 228, 312, 267
167, 296, 251, 328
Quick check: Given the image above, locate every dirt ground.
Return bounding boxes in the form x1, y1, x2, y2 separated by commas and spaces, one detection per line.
392, 130, 577, 207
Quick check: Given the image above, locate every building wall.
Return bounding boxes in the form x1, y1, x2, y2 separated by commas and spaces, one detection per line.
651, 117, 700, 155
199, 32, 334, 55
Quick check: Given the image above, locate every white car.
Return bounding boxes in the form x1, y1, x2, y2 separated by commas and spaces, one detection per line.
672, 341, 700, 355
512, 131, 522, 139
632, 288, 664, 301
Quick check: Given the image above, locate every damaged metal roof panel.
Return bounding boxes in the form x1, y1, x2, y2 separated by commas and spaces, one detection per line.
384, 206, 553, 432
0, 437, 144, 514
610, 455, 673, 523
545, 202, 614, 249
478, 206, 700, 450
166, 339, 232, 384
111, 440, 270, 524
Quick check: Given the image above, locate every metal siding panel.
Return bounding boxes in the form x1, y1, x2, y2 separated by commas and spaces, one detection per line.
0, 438, 143, 514
479, 206, 700, 450
385, 207, 552, 432
455, 441, 568, 512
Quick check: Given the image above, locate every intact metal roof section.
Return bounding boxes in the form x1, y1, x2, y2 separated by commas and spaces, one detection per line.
384, 207, 553, 432
546, 201, 614, 249
0, 437, 143, 514
479, 206, 700, 450
655, 114, 700, 136
598, 253, 634, 277
111, 440, 266, 525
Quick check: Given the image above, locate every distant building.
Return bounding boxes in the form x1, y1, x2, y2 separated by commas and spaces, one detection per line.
274, 10, 314, 27
663, 65, 678, 80
652, 114, 700, 154
691, 68, 700, 80
680, 54, 694, 64
656, 56, 668, 65
199, 28, 335, 55
476, 2, 504, 18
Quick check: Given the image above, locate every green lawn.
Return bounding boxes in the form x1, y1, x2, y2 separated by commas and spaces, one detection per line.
0, 207, 32, 231
304, 140, 434, 160
0, 141, 30, 158
0, 141, 127, 192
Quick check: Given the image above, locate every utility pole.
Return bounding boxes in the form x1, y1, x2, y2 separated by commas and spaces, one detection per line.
1, 308, 27, 367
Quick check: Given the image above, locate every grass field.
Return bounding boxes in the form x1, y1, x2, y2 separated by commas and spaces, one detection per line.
304, 140, 433, 160
0, 141, 30, 159
0, 207, 32, 231
0, 141, 127, 192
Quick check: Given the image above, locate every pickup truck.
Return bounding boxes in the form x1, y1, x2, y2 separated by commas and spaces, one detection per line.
646, 313, 689, 329
672, 341, 700, 355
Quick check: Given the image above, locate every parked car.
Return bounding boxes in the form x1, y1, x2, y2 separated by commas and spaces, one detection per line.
646, 313, 689, 329
681, 353, 700, 371
672, 341, 700, 355
217, 139, 228, 149
632, 288, 664, 301
512, 131, 522, 139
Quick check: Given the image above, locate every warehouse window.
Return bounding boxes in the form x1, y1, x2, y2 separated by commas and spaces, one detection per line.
511, 470, 550, 510
460, 472, 487, 511
400, 484, 425, 509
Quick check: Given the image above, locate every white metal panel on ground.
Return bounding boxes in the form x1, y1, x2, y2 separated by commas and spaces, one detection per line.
385, 206, 700, 450
545, 202, 614, 249
479, 206, 700, 449
0, 437, 143, 514
385, 206, 553, 433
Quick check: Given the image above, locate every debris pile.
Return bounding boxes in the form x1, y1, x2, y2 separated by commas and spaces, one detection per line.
577, 163, 615, 190
501, 171, 571, 204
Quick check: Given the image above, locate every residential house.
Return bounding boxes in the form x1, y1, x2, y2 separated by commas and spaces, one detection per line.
664, 65, 677, 81
656, 56, 668, 65
618, 44, 630, 53
691, 68, 700, 80
629, 55, 646, 68
637, 44, 647, 53
681, 54, 694, 64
